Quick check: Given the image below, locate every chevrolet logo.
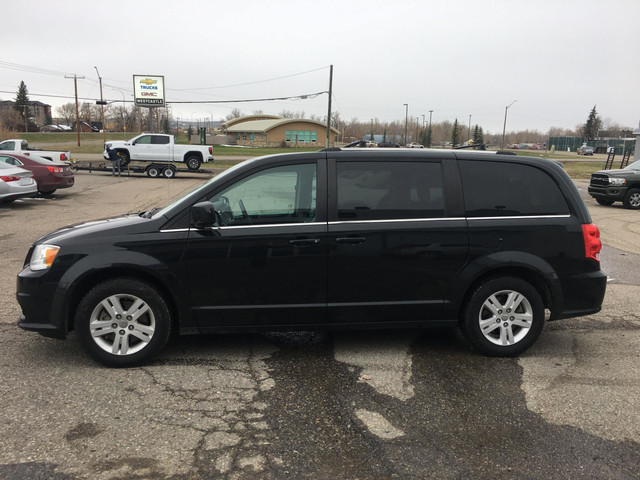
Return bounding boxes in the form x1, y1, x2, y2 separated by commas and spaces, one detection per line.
139, 79, 158, 85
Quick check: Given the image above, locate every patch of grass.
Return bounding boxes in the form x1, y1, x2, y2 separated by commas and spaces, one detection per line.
559, 161, 605, 179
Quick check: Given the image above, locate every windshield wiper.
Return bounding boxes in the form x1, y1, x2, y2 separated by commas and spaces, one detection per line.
141, 207, 161, 218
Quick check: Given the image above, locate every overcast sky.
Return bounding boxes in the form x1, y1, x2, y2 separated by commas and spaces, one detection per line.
2, 0, 638, 135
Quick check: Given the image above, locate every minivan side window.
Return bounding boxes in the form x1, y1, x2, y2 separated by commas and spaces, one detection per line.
459, 160, 569, 217
337, 161, 444, 220
207, 163, 317, 226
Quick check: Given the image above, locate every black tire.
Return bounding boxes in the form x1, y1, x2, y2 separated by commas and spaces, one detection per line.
185, 155, 201, 171
75, 278, 171, 367
623, 188, 640, 209
38, 189, 57, 196
596, 198, 615, 206
162, 166, 176, 179
461, 276, 544, 357
117, 151, 131, 168
146, 165, 160, 178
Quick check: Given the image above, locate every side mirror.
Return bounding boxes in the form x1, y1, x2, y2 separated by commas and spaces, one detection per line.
191, 201, 217, 228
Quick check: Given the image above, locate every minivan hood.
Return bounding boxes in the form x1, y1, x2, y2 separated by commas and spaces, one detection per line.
34, 213, 154, 245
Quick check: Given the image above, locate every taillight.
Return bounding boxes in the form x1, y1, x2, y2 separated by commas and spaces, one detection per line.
0, 175, 21, 182
208, 147, 213, 155
60, 153, 67, 161
47, 166, 63, 173
582, 224, 602, 262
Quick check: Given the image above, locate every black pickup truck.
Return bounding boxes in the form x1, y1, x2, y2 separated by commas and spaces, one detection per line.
588, 159, 640, 209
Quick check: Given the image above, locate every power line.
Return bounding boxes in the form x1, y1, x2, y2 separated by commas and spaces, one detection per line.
162, 91, 328, 104
170, 66, 330, 92
0, 60, 78, 77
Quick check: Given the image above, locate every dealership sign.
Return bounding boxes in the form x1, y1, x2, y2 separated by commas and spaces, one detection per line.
133, 75, 165, 107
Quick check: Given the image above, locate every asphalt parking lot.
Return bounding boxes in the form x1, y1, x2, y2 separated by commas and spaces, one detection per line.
0, 171, 639, 479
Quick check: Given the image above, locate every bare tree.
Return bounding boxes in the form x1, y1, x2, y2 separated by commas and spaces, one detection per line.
225, 108, 243, 121
0, 108, 25, 131
55, 103, 76, 126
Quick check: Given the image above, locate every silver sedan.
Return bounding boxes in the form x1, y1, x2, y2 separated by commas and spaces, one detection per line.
0, 162, 37, 202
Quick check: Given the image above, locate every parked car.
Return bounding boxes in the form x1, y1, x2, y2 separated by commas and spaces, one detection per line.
578, 145, 595, 156
378, 142, 401, 148
0, 153, 74, 195
407, 142, 424, 148
17, 149, 606, 367
588, 159, 640, 208
0, 162, 37, 203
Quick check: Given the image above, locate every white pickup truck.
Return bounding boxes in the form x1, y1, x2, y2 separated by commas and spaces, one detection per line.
0, 139, 71, 162
104, 133, 214, 171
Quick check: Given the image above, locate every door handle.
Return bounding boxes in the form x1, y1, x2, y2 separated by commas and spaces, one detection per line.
336, 237, 366, 245
289, 238, 320, 246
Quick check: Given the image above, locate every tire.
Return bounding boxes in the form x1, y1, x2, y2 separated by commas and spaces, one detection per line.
38, 189, 57, 196
185, 155, 201, 171
162, 166, 176, 179
596, 198, 615, 206
146, 165, 160, 178
623, 188, 640, 209
461, 276, 544, 357
75, 278, 171, 367
117, 151, 131, 168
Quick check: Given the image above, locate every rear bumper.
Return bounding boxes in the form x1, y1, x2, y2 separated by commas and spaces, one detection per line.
551, 269, 607, 320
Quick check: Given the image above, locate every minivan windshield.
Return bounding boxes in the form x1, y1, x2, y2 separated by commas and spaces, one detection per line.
150, 160, 249, 218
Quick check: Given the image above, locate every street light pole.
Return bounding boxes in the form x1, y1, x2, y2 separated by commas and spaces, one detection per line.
94, 67, 106, 144
403, 103, 408, 146
502, 100, 517, 149
428, 110, 434, 148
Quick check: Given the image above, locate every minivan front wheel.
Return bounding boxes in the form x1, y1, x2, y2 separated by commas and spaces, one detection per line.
75, 278, 171, 367
462, 277, 544, 356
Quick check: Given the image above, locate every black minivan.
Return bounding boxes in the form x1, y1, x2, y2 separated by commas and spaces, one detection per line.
17, 149, 606, 367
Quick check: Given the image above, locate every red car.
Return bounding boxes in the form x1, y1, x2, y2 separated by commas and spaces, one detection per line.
0, 153, 74, 195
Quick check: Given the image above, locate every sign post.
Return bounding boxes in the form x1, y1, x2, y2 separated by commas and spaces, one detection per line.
133, 75, 165, 133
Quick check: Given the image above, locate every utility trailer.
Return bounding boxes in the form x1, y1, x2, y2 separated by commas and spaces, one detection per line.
72, 161, 213, 179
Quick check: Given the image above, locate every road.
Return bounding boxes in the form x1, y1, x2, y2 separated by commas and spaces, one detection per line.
0, 172, 638, 479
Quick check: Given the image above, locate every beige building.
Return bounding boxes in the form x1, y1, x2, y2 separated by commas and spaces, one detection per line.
221, 116, 340, 147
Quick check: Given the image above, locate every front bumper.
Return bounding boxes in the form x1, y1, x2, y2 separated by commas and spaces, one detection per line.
587, 185, 627, 201
16, 267, 67, 339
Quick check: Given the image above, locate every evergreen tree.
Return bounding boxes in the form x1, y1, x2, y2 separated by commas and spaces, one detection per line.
582, 106, 602, 141
472, 125, 485, 145
451, 119, 461, 146
14, 81, 30, 121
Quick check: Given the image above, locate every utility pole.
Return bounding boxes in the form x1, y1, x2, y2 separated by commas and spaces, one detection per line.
403, 104, 408, 146
65, 74, 85, 146
468, 115, 472, 142
502, 100, 517, 149
95, 67, 106, 144
325, 64, 333, 149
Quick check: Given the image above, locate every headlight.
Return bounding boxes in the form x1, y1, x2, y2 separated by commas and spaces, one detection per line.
30, 244, 60, 271
609, 178, 626, 186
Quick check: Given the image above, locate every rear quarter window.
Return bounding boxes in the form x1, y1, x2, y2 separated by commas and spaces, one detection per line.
459, 160, 569, 217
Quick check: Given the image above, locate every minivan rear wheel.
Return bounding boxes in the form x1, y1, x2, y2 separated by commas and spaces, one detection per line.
462, 277, 544, 356
75, 278, 171, 367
